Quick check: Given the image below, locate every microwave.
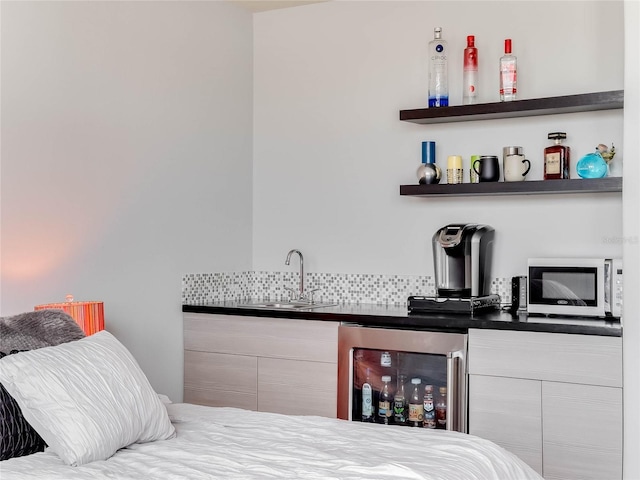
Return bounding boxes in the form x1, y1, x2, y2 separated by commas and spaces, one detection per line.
527, 258, 622, 318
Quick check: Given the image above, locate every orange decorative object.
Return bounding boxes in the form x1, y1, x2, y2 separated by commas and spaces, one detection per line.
35, 295, 105, 335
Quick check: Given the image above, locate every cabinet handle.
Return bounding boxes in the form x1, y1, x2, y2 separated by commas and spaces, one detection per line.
447, 350, 467, 432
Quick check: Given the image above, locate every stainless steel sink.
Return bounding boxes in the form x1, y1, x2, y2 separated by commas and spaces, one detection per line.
237, 301, 337, 310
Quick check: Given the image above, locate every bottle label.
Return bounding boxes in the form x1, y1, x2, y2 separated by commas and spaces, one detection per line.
393, 398, 406, 422
380, 352, 392, 367
408, 403, 424, 422
378, 400, 391, 417
436, 406, 446, 427
362, 383, 372, 417
424, 399, 434, 413
546, 152, 561, 174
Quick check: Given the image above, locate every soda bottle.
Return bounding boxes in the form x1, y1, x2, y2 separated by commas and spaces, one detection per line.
378, 375, 393, 425
436, 386, 447, 429
408, 378, 424, 427
361, 368, 374, 422
393, 374, 407, 425
423, 384, 436, 428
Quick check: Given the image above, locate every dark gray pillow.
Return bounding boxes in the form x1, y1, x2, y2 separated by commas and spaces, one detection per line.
0, 350, 47, 460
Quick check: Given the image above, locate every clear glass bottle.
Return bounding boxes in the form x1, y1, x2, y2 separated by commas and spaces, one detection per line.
378, 375, 393, 425
361, 368, 374, 422
393, 374, 408, 425
463, 35, 478, 105
423, 384, 436, 428
408, 378, 424, 427
499, 39, 517, 102
435, 386, 447, 429
428, 27, 449, 107
544, 132, 571, 179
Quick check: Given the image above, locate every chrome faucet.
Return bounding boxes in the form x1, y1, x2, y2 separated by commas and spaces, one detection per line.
285, 249, 304, 301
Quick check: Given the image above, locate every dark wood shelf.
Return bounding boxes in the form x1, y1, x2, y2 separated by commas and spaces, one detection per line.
400, 177, 622, 197
399, 90, 624, 124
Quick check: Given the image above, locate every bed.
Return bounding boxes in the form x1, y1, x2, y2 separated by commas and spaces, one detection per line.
0, 311, 542, 480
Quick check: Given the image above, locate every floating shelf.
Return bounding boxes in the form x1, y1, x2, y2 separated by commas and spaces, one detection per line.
400, 177, 622, 197
399, 90, 624, 124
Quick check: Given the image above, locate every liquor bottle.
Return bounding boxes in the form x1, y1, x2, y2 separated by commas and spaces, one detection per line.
378, 375, 393, 425
544, 132, 571, 179
361, 368, 374, 422
428, 27, 449, 107
435, 386, 447, 429
499, 39, 517, 102
393, 374, 408, 425
423, 384, 436, 429
408, 378, 424, 427
463, 35, 478, 105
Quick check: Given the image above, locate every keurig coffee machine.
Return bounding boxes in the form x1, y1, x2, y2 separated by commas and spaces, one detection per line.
408, 223, 499, 314
433, 223, 494, 297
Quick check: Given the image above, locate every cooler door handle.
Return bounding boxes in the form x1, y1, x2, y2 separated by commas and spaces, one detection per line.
446, 349, 467, 432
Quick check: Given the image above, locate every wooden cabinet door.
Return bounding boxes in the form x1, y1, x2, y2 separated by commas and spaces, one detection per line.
542, 382, 622, 480
468, 374, 543, 475
258, 357, 337, 418
184, 350, 258, 410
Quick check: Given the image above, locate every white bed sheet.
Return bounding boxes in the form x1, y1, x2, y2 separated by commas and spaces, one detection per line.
0, 403, 542, 480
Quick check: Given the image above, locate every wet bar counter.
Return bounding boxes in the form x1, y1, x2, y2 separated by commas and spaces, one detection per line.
182, 302, 622, 337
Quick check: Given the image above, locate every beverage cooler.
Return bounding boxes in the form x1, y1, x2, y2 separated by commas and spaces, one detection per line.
337, 324, 468, 432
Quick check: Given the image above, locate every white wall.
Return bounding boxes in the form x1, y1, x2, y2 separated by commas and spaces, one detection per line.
253, 1, 624, 279
0, 1, 254, 402
622, 1, 639, 478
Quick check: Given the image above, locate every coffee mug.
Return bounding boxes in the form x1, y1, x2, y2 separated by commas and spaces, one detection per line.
472, 155, 500, 182
504, 154, 531, 182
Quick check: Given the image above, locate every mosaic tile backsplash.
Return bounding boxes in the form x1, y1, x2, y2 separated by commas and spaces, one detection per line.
182, 272, 513, 306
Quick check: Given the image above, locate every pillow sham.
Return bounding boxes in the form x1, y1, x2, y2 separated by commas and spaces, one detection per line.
0, 351, 47, 460
0, 331, 175, 466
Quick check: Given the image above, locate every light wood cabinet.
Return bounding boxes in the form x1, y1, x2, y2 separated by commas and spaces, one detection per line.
468, 329, 622, 479
183, 313, 339, 418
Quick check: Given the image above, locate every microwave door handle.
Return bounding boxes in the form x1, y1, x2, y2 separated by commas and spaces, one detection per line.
446, 350, 466, 433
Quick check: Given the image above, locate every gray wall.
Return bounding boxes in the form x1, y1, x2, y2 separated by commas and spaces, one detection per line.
0, 1, 254, 401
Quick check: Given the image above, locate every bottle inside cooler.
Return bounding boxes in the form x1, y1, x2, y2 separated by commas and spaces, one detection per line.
351, 347, 446, 428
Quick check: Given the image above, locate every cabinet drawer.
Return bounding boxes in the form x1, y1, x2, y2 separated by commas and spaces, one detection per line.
184, 350, 257, 410
184, 313, 338, 362
258, 357, 337, 418
468, 329, 622, 387
542, 382, 622, 480
468, 375, 542, 474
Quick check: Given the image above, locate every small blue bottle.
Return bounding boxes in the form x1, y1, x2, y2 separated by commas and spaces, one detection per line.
576, 150, 608, 179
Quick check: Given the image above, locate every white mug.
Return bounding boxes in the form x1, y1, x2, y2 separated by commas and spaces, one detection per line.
504, 154, 531, 182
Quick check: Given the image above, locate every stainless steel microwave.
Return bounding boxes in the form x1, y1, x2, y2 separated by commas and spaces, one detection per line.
527, 258, 622, 318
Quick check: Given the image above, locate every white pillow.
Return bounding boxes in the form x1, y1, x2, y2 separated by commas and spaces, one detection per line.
0, 330, 175, 466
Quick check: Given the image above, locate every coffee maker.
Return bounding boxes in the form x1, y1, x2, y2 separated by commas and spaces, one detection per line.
432, 223, 494, 297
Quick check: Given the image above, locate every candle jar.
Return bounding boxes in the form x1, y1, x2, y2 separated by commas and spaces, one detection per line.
447, 155, 463, 184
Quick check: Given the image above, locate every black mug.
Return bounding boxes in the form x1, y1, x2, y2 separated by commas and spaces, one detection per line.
473, 155, 500, 182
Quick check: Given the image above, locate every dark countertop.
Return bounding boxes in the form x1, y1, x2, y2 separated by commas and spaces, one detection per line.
182, 301, 622, 337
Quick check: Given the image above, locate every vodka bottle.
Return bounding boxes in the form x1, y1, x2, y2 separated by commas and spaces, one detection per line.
428, 27, 449, 107
463, 35, 478, 105
499, 39, 517, 101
